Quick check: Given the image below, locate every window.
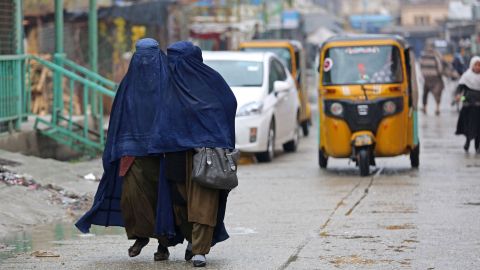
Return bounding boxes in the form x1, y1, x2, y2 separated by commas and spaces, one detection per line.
273, 59, 287, 81
322, 45, 403, 85
242, 47, 293, 72
414, 15, 430, 26
268, 59, 288, 93
204, 60, 263, 87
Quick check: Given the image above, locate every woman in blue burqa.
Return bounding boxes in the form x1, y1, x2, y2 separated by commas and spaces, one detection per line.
75, 39, 236, 266
149, 41, 237, 267
75, 38, 175, 261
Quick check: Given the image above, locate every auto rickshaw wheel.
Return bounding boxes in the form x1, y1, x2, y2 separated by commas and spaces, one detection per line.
358, 148, 370, 177
301, 121, 309, 136
318, 150, 328, 168
410, 143, 420, 168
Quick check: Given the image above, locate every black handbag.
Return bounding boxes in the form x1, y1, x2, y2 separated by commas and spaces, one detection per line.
191, 147, 239, 190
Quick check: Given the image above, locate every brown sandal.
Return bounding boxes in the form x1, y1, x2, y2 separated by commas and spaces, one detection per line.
128, 238, 149, 257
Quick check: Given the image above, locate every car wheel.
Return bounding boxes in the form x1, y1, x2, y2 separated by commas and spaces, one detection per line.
283, 121, 300, 153
256, 121, 275, 162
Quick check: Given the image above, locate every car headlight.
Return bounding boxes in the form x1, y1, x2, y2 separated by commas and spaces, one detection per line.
383, 101, 396, 115
330, 102, 344, 116
237, 101, 264, 117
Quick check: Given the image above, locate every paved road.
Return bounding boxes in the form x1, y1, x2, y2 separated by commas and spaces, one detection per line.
1, 108, 480, 269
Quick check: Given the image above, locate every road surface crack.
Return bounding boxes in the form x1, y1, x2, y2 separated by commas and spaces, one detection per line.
277, 176, 365, 270
345, 168, 383, 216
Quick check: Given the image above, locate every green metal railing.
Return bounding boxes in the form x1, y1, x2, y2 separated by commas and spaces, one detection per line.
62, 58, 117, 122
0, 53, 117, 155
0, 54, 25, 131
29, 55, 116, 154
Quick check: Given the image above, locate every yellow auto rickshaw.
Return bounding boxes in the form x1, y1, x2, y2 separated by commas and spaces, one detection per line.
318, 35, 420, 176
239, 40, 312, 136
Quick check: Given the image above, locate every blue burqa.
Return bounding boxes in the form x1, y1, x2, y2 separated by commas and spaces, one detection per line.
75, 38, 181, 242
76, 40, 236, 246
149, 41, 237, 245
148, 41, 237, 152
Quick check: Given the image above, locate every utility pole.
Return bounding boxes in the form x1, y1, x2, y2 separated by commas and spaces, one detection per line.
88, 0, 99, 119
53, 0, 64, 124
89, 0, 98, 74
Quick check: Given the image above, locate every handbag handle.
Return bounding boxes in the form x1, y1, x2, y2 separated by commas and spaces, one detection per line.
226, 150, 237, 171
206, 148, 213, 165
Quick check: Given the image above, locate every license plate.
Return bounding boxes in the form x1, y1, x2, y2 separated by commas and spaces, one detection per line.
357, 105, 369, 116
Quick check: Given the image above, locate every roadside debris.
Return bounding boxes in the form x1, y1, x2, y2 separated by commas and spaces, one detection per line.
0, 166, 91, 211
0, 166, 36, 187
0, 158, 21, 167
31, 250, 60, 258
83, 173, 99, 181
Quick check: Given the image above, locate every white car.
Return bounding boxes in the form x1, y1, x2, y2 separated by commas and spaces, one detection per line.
203, 51, 301, 162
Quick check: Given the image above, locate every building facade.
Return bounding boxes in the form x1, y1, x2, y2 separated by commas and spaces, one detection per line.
401, 2, 449, 26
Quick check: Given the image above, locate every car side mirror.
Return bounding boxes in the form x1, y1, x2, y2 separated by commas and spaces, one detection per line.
274, 81, 291, 93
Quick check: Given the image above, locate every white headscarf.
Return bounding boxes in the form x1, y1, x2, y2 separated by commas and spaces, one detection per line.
459, 56, 480, 91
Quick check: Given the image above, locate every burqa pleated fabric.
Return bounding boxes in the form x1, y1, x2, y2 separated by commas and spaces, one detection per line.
150, 41, 237, 246
75, 38, 182, 244
148, 41, 237, 153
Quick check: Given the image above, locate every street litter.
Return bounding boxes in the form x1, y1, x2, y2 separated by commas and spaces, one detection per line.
31, 250, 60, 257
228, 227, 257, 235
83, 173, 99, 181
0, 166, 91, 210
0, 166, 35, 187
78, 233, 96, 238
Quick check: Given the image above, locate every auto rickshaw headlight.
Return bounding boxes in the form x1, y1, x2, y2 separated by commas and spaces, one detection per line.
353, 134, 374, 147
330, 102, 344, 116
383, 101, 396, 115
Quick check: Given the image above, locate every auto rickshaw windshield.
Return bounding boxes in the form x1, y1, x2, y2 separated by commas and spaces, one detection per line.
322, 45, 403, 85
242, 47, 292, 72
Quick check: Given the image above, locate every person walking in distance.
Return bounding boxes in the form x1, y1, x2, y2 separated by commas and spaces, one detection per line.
420, 40, 445, 115
455, 56, 480, 153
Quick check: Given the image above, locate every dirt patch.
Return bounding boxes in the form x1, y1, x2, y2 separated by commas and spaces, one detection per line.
466, 164, 480, 168
320, 231, 329, 237
0, 158, 21, 167
319, 232, 377, 240
383, 224, 416, 230
464, 202, 480, 206
402, 239, 419, 244
371, 209, 417, 214
327, 255, 393, 266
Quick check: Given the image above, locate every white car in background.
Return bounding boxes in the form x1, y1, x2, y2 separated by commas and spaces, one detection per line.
203, 51, 300, 162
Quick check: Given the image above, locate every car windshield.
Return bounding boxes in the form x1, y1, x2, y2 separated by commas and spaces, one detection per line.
204, 60, 263, 87
241, 47, 292, 72
322, 45, 403, 85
